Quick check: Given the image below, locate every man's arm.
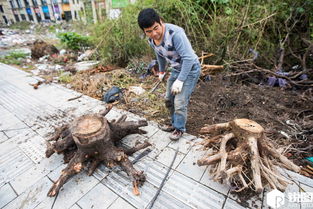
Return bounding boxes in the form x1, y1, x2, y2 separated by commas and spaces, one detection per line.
156, 52, 167, 73
173, 31, 197, 82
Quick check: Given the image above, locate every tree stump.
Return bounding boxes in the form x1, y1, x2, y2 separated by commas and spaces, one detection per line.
45, 105, 151, 197
197, 118, 300, 193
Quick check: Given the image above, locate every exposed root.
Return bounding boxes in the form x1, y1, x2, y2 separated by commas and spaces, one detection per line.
198, 118, 300, 193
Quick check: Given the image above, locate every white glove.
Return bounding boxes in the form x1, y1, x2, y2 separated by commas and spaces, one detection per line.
171, 79, 184, 95
158, 72, 165, 81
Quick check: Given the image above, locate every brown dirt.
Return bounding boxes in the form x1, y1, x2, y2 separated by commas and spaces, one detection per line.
68, 69, 312, 170
188, 75, 313, 168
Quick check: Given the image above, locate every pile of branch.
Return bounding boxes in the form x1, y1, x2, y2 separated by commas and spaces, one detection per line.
197, 119, 301, 193
45, 105, 150, 197
198, 52, 224, 78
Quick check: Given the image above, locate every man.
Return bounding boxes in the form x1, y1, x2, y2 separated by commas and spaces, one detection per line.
138, 8, 201, 141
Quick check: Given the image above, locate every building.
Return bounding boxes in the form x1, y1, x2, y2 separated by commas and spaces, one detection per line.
0, 0, 85, 24
0, 0, 135, 25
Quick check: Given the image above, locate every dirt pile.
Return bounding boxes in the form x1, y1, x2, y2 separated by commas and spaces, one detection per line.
188, 75, 313, 167
31, 39, 59, 59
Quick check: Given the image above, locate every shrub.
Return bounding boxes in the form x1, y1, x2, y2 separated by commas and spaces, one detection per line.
57, 32, 92, 50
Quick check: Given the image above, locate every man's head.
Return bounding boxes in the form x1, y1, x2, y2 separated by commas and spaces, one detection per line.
138, 8, 161, 30
138, 8, 164, 42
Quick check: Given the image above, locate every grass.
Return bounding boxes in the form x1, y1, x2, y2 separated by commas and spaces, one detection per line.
0, 52, 29, 65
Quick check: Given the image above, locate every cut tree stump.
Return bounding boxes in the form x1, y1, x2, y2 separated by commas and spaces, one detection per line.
197, 118, 300, 193
45, 105, 151, 197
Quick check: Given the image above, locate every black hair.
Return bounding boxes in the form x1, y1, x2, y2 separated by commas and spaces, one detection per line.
137, 8, 162, 30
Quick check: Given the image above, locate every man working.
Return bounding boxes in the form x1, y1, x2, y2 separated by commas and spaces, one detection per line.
138, 8, 201, 141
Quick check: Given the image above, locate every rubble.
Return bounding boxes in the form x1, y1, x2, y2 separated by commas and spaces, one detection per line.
31, 40, 59, 59
74, 61, 100, 72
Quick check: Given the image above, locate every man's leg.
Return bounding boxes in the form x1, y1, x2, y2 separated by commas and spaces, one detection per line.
171, 64, 201, 140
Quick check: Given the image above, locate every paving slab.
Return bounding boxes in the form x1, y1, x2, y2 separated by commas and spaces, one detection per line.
162, 171, 226, 209
77, 183, 118, 209
176, 142, 209, 182
108, 197, 136, 209
0, 183, 17, 208
10, 154, 63, 195
0, 132, 9, 144
0, 143, 34, 188
3, 177, 52, 209
37, 171, 99, 209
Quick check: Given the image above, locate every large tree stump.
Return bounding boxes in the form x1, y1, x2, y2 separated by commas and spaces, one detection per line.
45, 105, 151, 197
198, 119, 300, 193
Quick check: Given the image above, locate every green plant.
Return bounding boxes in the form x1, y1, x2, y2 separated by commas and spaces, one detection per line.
58, 71, 73, 83
9, 21, 31, 30
93, 0, 312, 69
0, 52, 28, 65
57, 32, 92, 50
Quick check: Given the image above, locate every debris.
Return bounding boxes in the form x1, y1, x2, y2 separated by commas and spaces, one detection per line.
67, 95, 83, 101
45, 105, 150, 197
198, 119, 300, 193
77, 49, 95, 61
129, 86, 146, 95
73, 61, 100, 72
31, 40, 59, 59
59, 49, 66, 55
103, 86, 123, 103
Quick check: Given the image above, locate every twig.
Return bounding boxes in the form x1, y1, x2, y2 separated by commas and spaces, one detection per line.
67, 95, 83, 101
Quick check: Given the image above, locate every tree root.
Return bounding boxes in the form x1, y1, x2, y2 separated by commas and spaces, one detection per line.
198, 118, 300, 193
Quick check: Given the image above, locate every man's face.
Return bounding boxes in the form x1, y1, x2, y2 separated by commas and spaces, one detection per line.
143, 21, 164, 42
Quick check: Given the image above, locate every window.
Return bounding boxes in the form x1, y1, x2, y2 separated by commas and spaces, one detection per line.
16, 0, 22, 8
9, 1, 16, 8
21, 14, 26, 20
24, 0, 30, 7
32, 0, 38, 7
41, 0, 47, 5
0, 5, 4, 13
14, 14, 20, 21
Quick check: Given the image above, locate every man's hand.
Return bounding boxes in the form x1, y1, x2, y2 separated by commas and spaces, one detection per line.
171, 79, 184, 94
158, 72, 165, 81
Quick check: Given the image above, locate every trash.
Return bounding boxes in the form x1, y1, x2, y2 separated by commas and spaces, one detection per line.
74, 61, 99, 72
38, 55, 49, 63
267, 71, 289, 87
249, 48, 259, 61
77, 50, 94, 61
299, 74, 308, 80
103, 86, 123, 103
306, 157, 313, 163
129, 86, 146, 95
59, 49, 66, 55
139, 60, 158, 79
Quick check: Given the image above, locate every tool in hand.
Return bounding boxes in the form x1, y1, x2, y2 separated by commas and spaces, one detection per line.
149, 72, 167, 93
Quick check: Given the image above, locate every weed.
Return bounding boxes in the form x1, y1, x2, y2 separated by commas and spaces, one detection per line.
0, 52, 28, 65
9, 21, 31, 30
58, 71, 73, 83
57, 32, 92, 51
